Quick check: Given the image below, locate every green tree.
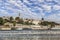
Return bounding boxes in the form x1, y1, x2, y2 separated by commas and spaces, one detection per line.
10, 16, 14, 23
38, 21, 48, 26
15, 17, 20, 21
13, 21, 16, 27
42, 18, 44, 20
18, 19, 24, 24
15, 17, 24, 24
11, 21, 16, 30
29, 19, 34, 25
4, 19, 8, 23
49, 22, 55, 28
24, 20, 29, 25
0, 17, 4, 25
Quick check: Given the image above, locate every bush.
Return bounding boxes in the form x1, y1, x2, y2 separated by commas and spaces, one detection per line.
17, 19, 24, 24
13, 21, 16, 27
0, 17, 4, 25
11, 27, 17, 30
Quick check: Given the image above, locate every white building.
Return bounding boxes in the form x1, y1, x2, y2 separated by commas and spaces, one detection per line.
32, 20, 41, 25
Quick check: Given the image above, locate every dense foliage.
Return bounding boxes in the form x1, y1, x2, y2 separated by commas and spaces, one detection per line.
0, 17, 4, 25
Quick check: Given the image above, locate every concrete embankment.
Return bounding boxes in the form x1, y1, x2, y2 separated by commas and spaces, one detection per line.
0, 30, 60, 40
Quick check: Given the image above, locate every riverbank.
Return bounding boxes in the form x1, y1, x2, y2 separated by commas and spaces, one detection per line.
0, 30, 60, 40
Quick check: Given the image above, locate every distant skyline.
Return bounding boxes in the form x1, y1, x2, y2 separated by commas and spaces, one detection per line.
0, 0, 60, 23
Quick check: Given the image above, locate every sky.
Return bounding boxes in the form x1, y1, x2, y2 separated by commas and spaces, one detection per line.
0, 0, 60, 23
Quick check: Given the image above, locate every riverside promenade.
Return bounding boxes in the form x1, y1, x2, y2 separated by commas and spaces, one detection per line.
0, 29, 60, 40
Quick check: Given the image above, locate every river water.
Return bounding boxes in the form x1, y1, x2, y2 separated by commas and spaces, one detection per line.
0, 29, 60, 40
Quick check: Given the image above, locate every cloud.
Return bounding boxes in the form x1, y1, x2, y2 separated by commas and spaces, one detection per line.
53, 5, 60, 10
54, 0, 60, 4
45, 0, 53, 2
5, 0, 39, 19
45, 12, 60, 23
38, 0, 44, 3
42, 5, 51, 11
0, 0, 60, 23
0, 10, 8, 14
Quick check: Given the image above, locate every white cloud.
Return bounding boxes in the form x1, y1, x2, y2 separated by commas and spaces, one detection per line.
53, 5, 60, 10
38, 0, 44, 3
42, 5, 51, 11
23, 0, 29, 3
0, 0, 60, 23
4, 0, 39, 19
57, 13, 60, 16
0, 10, 8, 14
46, 0, 53, 2
46, 13, 60, 23
54, 0, 60, 4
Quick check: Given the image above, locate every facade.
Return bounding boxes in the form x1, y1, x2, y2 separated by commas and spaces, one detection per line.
32, 20, 41, 25
23, 19, 41, 25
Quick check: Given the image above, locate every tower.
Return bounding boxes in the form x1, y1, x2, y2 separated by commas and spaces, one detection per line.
19, 13, 20, 17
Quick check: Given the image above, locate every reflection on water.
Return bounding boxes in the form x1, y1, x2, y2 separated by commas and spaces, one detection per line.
0, 29, 60, 40
0, 35, 60, 40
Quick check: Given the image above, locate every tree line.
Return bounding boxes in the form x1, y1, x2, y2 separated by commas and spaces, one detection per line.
0, 16, 59, 29
0, 17, 34, 25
